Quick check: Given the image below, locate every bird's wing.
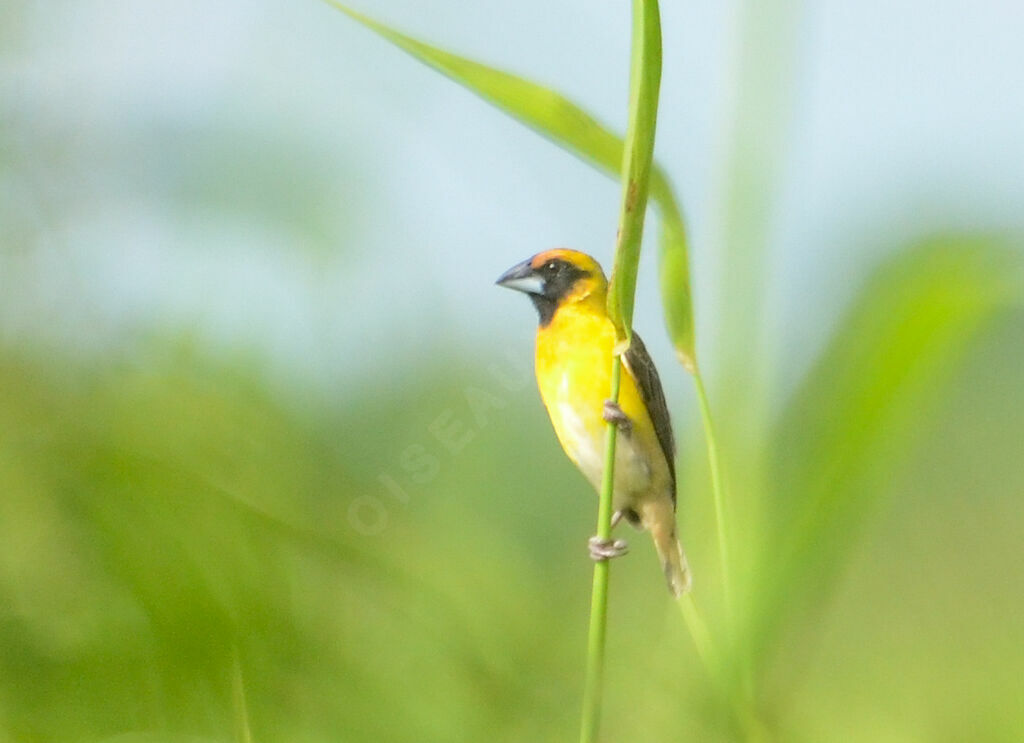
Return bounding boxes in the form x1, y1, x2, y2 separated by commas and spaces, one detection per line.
622, 332, 676, 497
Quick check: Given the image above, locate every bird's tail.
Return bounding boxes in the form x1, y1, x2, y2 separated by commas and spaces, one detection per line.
643, 499, 692, 598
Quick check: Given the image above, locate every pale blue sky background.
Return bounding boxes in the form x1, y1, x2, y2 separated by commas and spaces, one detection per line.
2, 0, 1022, 407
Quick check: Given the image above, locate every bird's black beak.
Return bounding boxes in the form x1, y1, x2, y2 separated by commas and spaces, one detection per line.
495, 259, 545, 295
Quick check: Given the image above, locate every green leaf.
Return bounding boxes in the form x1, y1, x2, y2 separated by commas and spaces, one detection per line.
652, 176, 696, 369
744, 235, 1023, 673
323, 1, 696, 368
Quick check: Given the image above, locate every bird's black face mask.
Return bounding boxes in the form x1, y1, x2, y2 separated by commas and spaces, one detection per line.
496, 257, 590, 326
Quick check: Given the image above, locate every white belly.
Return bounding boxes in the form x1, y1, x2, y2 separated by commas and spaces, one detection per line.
555, 401, 652, 509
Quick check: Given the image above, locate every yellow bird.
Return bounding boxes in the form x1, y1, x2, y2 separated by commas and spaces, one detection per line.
497, 248, 691, 596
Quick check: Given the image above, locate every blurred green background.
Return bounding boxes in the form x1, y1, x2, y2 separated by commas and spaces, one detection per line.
2, 1, 1023, 741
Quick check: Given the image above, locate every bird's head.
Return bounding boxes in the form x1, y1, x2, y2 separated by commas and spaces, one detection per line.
495, 249, 607, 326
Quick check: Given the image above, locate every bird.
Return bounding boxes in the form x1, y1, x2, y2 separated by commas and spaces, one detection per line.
496, 248, 691, 597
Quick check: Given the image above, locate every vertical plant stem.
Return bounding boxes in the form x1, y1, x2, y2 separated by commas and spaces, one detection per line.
694, 371, 765, 736
579, 359, 623, 743
606, 0, 662, 338
693, 369, 733, 622
580, 1, 661, 741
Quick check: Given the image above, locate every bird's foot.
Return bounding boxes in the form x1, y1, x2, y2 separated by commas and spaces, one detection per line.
588, 536, 629, 561
602, 400, 632, 433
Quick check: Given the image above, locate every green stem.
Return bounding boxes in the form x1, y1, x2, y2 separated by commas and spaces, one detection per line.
579, 359, 623, 743
606, 0, 662, 338
693, 371, 765, 737
580, 2, 661, 741
693, 369, 733, 623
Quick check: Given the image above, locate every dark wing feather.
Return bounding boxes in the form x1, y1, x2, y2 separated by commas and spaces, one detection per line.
623, 333, 676, 500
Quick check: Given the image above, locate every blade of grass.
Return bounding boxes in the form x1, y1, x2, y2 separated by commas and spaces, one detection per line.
321, 0, 695, 370
693, 370, 734, 624
652, 178, 696, 370
580, 358, 622, 743
581, 3, 661, 741
746, 236, 1023, 676
605, 0, 662, 344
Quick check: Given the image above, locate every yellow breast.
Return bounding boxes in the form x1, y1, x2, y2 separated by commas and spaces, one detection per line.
534, 302, 665, 501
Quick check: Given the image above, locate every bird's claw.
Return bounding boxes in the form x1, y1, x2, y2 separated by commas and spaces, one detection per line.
602, 400, 631, 433
589, 536, 629, 561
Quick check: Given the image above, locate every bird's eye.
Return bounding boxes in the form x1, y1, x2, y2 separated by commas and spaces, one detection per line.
546, 261, 558, 272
